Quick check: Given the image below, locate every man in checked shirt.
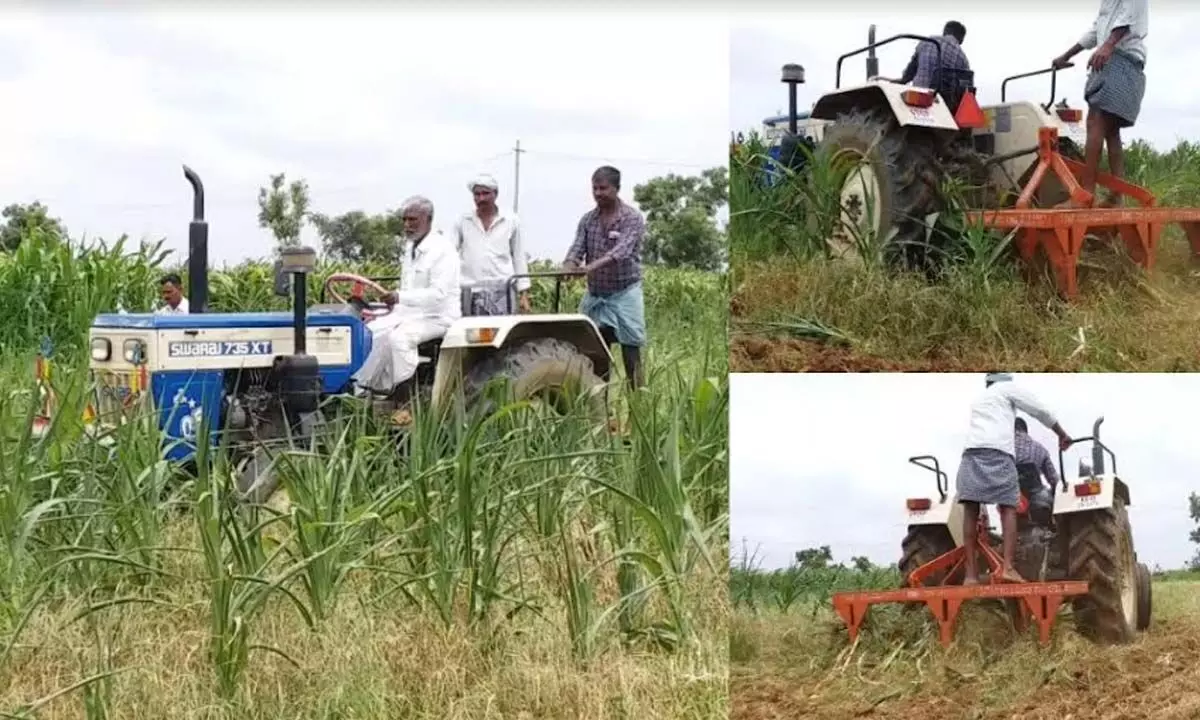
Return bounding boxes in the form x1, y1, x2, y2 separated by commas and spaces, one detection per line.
561, 166, 647, 390
1014, 417, 1061, 521
886, 21, 971, 94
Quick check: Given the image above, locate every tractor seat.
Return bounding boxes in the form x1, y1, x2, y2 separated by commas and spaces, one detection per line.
416, 338, 442, 365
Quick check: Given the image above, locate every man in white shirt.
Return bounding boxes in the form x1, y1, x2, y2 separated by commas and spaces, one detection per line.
155, 273, 190, 314
454, 174, 530, 315
1051, 0, 1148, 208
957, 373, 1073, 585
352, 196, 461, 413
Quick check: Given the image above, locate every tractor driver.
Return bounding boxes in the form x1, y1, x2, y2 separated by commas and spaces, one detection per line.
351, 195, 461, 419
888, 21, 971, 93
956, 373, 1073, 585
1014, 417, 1062, 520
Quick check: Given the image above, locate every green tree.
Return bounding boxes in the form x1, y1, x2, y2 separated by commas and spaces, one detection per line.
310, 209, 403, 263
794, 545, 833, 570
0, 201, 68, 251
256, 173, 310, 251
633, 166, 728, 271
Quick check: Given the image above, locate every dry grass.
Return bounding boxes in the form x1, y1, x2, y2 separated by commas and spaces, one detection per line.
4, 525, 728, 720
730, 576, 1200, 720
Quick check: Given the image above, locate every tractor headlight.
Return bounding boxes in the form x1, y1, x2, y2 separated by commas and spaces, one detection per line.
90, 337, 111, 362
465, 327, 498, 344
123, 339, 146, 364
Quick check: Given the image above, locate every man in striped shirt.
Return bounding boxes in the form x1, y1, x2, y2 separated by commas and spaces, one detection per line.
1014, 417, 1061, 518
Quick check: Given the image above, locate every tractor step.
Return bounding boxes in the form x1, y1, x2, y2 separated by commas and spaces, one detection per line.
831, 580, 1089, 647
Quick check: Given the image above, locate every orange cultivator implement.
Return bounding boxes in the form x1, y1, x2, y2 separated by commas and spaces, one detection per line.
967, 126, 1200, 299
831, 514, 1089, 646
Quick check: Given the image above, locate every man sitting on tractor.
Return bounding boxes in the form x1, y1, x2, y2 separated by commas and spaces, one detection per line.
957, 373, 1073, 585
1014, 417, 1061, 522
351, 195, 461, 413
888, 21, 971, 96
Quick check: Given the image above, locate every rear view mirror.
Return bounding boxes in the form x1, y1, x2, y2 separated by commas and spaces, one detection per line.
273, 260, 291, 297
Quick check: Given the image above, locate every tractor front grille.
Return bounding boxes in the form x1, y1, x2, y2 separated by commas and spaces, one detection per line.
91, 369, 150, 424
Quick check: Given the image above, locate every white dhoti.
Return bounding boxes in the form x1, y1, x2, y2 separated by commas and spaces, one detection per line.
353, 310, 450, 392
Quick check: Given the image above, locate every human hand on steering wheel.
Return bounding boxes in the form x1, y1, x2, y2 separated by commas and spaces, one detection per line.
323, 273, 394, 320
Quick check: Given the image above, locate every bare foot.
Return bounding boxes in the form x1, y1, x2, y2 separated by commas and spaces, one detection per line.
999, 567, 1026, 584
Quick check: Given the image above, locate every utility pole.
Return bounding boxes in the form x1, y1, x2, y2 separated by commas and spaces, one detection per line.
512, 139, 524, 212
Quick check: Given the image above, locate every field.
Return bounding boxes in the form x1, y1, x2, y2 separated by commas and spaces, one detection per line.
729, 560, 1200, 719
729, 133, 1200, 372
0, 236, 730, 719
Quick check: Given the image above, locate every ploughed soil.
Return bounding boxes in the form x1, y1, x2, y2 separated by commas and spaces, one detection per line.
729, 335, 1076, 373
732, 613, 1200, 720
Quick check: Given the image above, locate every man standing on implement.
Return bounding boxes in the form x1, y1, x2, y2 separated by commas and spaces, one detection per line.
562, 166, 647, 389
957, 373, 1073, 585
1052, 0, 1149, 208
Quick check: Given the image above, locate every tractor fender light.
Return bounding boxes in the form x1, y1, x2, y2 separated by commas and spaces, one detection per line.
90, 337, 111, 362
1057, 108, 1083, 123
466, 327, 498, 344
906, 498, 932, 511
900, 89, 935, 108
1074, 480, 1102, 497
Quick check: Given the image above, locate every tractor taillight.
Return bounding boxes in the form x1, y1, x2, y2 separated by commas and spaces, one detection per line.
901, 89, 935, 108
906, 498, 932, 511
1057, 108, 1083, 123
1074, 480, 1102, 497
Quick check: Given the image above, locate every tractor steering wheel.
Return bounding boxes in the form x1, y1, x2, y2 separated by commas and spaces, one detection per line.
324, 273, 393, 320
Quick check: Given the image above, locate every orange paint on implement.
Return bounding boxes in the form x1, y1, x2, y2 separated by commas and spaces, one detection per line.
831, 512, 1089, 647
966, 126, 1200, 299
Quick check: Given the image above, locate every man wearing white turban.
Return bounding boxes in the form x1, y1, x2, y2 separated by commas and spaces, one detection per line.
454, 174, 531, 315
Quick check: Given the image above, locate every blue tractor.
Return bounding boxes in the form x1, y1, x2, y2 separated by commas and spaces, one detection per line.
75, 166, 615, 501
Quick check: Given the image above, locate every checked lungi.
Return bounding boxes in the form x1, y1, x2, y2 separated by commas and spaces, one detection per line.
956, 448, 1020, 508
1084, 49, 1146, 129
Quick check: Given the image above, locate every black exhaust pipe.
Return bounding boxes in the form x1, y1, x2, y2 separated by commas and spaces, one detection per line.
781, 64, 805, 136
183, 165, 208, 314
1091, 416, 1106, 475
866, 25, 879, 80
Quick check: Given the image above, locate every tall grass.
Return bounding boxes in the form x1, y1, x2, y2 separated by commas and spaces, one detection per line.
0, 239, 729, 718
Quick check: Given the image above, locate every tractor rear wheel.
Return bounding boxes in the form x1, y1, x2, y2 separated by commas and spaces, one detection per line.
1065, 495, 1139, 643
899, 525, 956, 586
464, 338, 607, 425
1135, 561, 1152, 631
818, 112, 946, 271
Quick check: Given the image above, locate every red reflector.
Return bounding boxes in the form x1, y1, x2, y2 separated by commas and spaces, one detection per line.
1057, 108, 1083, 123
901, 89, 935, 108
954, 89, 987, 129
906, 498, 932, 511
1074, 481, 1102, 497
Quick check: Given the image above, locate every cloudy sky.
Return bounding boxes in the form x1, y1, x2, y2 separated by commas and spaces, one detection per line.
731, 3, 1200, 150
0, 6, 727, 266
731, 373, 1200, 571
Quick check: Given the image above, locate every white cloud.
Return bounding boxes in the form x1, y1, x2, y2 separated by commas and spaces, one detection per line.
730, 6, 1200, 150
0, 8, 728, 266
731, 373, 1200, 571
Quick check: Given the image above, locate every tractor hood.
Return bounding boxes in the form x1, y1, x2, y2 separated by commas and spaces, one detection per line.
92, 310, 360, 330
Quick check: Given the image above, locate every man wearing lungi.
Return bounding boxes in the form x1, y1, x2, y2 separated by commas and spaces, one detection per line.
958, 373, 1073, 585
561, 166, 647, 390
1051, 0, 1149, 208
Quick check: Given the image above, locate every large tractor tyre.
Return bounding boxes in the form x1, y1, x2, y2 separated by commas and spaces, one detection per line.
1135, 561, 1152, 631
1065, 496, 1140, 643
464, 338, 607, 425
817, 112, 946, 272
899, 525, 957, 586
